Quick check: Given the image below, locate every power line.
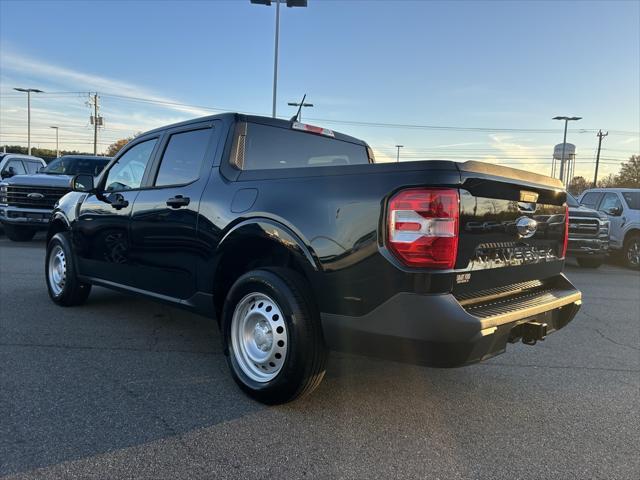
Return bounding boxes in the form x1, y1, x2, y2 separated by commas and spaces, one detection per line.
6, 90, 637, 136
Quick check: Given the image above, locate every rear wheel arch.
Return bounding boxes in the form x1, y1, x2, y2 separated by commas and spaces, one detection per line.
212, 220, 319, 321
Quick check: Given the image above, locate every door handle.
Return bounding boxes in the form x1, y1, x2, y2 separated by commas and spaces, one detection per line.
109, 194, 129, 210
166, 195, 190, 208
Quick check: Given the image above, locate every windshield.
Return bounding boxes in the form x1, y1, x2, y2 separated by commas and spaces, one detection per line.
622, 191, 640, 210
42, 157, 109, 176
566, 193, 580, 207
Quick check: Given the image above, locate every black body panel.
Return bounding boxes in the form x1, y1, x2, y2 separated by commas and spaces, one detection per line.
48, 113, 580, 368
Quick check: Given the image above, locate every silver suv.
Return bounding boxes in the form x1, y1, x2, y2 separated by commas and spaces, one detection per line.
578, 188, 640, 269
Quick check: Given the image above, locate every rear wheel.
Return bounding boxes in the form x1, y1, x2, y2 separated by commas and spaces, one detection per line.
222, 268, 327, 404
576, 257, 604, 268
623, 233, 640, 270
45, 232, 92, 306
4, 224, 36, 242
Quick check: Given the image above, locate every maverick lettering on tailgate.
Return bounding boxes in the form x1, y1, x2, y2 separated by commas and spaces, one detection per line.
470, 242, 557, 270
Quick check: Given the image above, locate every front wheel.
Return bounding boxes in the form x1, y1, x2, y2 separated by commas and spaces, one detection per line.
576, 257, 604, 268
222, 268, 328, 404
45, 232, 92, 306
4, 224, 36, 242
623, 234, 640, 270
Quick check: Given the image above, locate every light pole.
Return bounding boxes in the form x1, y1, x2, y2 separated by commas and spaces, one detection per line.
250, 0, 308, 118
288, 97, 313, 121
14, 88, 44, 155
50, 126, 60, 157
395, 145, 404, 163
552, 116, 581, 184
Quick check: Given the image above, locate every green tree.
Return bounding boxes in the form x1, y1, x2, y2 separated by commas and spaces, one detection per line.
616, 155, 640, 188
597, 173, 618, 188
568, 176, 590, 195
106, 137, 133, 157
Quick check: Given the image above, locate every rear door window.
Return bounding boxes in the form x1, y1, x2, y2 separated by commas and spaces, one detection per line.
622, 192, 640, 210
154, 128, 211, 186
241, 123, 368, 170
580, 192, 602, 209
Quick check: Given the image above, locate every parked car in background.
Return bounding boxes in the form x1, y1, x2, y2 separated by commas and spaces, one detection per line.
0, 153, 46, 179
565, 193, 609, 268
0, 155, 111, 241
44, 113, 581, 404
578, 188, 640, 269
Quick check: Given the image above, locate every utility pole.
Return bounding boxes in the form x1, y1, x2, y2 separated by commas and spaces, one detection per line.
593, 130, 608, 187
93, 93, 98, 155
89, 93, 102, 155
395, 145, 404, 163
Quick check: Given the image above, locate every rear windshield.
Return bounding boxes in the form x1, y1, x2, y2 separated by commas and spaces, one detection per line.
622, 192, 640, 210
241, 123, 369, 170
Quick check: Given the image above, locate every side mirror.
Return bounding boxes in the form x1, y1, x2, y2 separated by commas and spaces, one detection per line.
38, 166, 45, 173
70, 174, 95, 193
606, 206, 622, 217
2, 167, 16, 179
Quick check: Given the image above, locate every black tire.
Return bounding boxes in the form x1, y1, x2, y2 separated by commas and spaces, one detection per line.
4, 224, 36, 242
45, 232, 92, 306
222, 268, 328, 404
622, 233, 640, 270
576, 257, 604, 268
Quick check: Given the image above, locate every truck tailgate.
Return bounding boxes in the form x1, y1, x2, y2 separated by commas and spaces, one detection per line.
452, 161, 567, 293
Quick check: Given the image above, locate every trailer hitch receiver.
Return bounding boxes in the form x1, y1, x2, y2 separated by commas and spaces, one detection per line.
509, 321, 548, 345
520, 321, 548, 345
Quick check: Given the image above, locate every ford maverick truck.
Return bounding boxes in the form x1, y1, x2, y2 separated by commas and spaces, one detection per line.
45, 113, 581, 404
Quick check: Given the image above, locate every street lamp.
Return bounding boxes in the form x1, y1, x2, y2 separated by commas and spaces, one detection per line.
14, 88, 44, 155
395, 145, 404, 163
552, 116, 582, 183
250, 0, 308, 118
50, 126, 60, 157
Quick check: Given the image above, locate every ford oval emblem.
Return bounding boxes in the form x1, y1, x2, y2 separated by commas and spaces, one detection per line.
516, 216, 537, 239
27, 192, 45, 199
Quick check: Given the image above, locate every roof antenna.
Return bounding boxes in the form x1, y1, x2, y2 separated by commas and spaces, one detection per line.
289, 94, 312, 122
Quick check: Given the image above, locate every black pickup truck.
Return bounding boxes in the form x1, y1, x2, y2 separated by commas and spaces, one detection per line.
46, 113, 581, 404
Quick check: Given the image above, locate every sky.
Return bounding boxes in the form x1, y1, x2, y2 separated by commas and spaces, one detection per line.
0, 0, 638, 180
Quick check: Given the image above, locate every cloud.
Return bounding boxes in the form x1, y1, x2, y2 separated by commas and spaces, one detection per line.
1, 50, 212, 118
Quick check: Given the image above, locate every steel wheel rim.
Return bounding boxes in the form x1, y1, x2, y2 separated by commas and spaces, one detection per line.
48, 245, 66, 296
628, 240, 640, 266
230, 292, 288, 383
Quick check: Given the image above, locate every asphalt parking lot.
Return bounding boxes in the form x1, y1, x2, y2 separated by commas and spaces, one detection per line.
1, 233, 639, 480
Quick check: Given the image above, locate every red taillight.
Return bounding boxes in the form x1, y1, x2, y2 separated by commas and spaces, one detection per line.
562, 204, 569, 258
387, 188, 459, 269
